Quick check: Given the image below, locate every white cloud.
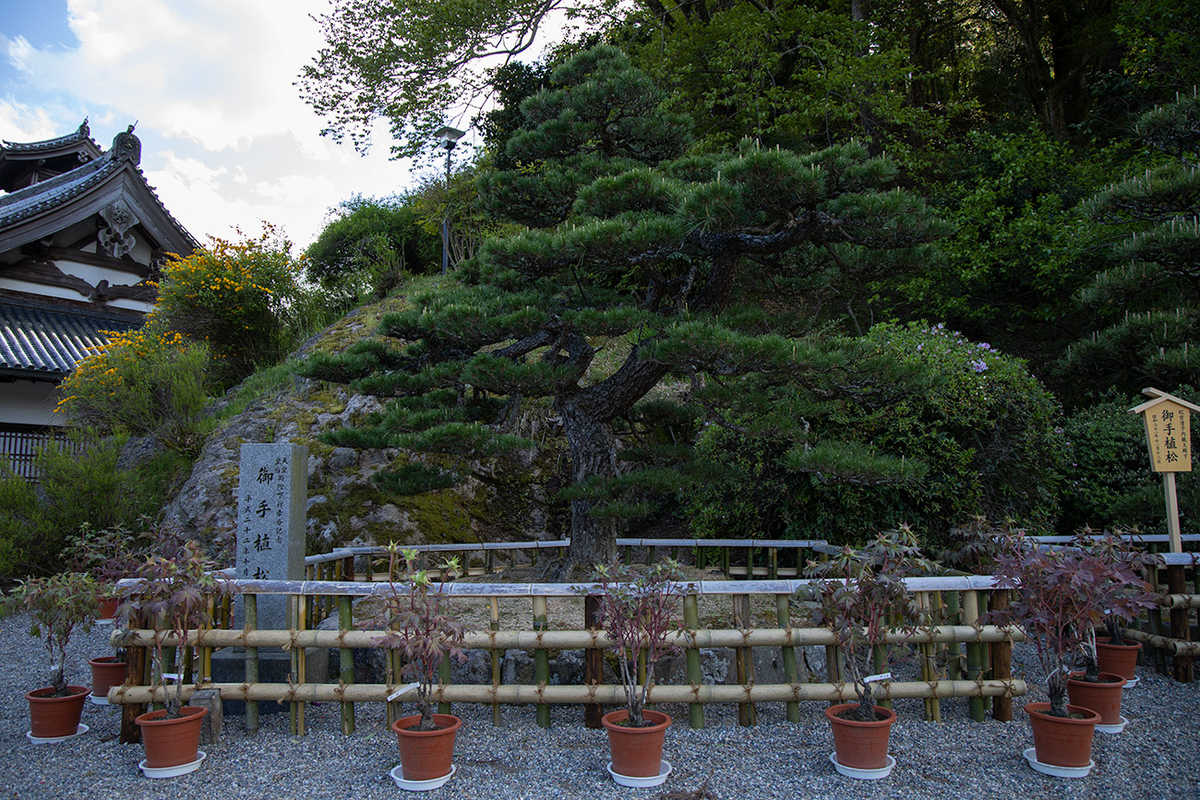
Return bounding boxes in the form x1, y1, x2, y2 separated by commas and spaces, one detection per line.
0, 1, 486, 246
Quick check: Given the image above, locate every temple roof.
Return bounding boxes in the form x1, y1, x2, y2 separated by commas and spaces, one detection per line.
0, 294, 138, 379
0, 126, 196, 257
0, 120, 103, 191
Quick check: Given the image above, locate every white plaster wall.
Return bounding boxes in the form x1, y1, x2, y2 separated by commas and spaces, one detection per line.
0, 380, 60, 426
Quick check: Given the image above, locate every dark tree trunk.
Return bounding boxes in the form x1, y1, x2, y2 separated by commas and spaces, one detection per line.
554, 344, 671, 566
557, 398, 621, 567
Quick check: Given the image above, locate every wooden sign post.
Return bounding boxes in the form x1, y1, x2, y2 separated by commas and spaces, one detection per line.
1129, 388, 1198, 553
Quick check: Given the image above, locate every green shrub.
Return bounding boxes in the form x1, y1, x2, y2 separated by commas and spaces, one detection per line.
687, 323, 1065, 549
0, 433, 192, 579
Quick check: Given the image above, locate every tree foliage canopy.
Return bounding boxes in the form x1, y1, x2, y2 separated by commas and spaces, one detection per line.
304, 46, 943, 564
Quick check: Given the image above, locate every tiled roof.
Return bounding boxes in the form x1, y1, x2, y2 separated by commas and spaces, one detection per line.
0, 297, 137, 377
0, 156, 119, 226
1, 123, 97, 154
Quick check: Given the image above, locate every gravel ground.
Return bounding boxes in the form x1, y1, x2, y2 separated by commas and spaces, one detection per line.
3, 613, 1199, 800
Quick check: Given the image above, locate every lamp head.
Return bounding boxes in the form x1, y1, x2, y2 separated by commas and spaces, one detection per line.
433, 126, 466, 152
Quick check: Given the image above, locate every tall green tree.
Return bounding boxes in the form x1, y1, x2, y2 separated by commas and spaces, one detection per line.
303, 47, 941, 568
306, 194, 438, 305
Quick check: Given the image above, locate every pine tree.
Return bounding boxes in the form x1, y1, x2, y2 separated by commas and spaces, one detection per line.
304, 46, 941, 570
1063, 93, 1200, 394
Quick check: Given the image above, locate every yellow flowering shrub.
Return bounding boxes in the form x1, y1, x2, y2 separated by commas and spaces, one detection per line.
152, 224, 309, 386
55, 323, 210, 455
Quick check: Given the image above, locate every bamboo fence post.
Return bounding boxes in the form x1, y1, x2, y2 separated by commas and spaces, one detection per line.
918, 592, 940, 722
337, 594, 355, 735
871, 643, 891, 711
745, 545, 754, 579
945, 591, 962, 680
533, 596, 551, 729
962, 590, 985, 722
491, 597, 502, 727
732, 593, 756, 726
305, 564, 316, 628
769, 548, 778, 580
683, 592, 704, 729
119, 610, 147, 744
201, 596, 214, 683
439, 654, 452, 715
290, 593, 306, 736
824, 633, 840, 709
1146, 556, 1167, 673
584, 594, 603, 729
775, 593, 799, 723
1168, 565, 1195, 682
989, 589, 1013, 721
245, 593, 259, 732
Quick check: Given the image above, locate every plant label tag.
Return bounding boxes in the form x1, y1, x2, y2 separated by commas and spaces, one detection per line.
864, 672, 892, 683
387, 683, 419, 702
161, 673, 181, 681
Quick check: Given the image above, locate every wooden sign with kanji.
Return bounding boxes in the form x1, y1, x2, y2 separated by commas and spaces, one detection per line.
1130, 389, 1198, 473
1129, 388, 1199, 553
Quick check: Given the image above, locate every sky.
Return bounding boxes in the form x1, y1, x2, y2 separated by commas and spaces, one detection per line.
0, 0, 483, 249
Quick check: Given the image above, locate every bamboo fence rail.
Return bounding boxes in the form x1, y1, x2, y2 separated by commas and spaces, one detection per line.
108, 537, 1199, 743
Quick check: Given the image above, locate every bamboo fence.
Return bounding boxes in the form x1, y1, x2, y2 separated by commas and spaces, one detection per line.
108, 537, 1199, 743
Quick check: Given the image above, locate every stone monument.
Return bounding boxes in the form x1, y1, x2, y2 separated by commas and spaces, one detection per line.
236, 442, 307, 630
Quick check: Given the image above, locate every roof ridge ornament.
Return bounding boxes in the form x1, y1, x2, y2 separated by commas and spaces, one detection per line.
110, 124, 141, 165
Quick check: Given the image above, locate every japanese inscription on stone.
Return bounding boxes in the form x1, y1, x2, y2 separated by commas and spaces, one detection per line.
237, 443, 307, 629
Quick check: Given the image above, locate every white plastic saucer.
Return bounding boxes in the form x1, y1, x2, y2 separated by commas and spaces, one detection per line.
1124, 676, 1139, 688
607, 760, 672, 788
139, 750, 206, 779
27, 723, 88, 744
96, 617, 116, 626
830, 753, 895, 780
1023, 747, 1093, 778
389, 763, 455, 791
1095, 715, 1129, 734
89, 694, 112, 706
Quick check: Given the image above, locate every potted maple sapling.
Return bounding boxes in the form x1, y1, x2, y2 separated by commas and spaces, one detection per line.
1077, 528, 1158, 688
65, 521, 185, 704
800, 526, 934, 779
374, 544, 472, 790
591, 559, 686, 787
120, 540, 234, 777
985, 534, 1152, 776
2, 571, 103, 741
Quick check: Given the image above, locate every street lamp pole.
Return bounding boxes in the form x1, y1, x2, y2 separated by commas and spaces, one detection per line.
433, 126, 466, 275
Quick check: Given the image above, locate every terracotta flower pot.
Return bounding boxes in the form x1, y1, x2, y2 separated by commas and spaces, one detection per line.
1025, 702, 1100, 768
97, 596, 119, 621
602, 709, 671, 778
136, 706, 208, 769
825, 703, 895, 770
1095, 637, 1141, 682
391, 713, 462, 782
26, 686, 89, 738
1067, 672, 1126, 726
89, 656, 127, 700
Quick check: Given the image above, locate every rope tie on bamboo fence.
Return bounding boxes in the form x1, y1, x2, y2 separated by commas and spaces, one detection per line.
282, 628, 301, 652
282, 677, 302, 705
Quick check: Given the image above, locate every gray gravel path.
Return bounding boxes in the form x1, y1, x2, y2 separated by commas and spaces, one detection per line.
2, 612, 1198, 800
